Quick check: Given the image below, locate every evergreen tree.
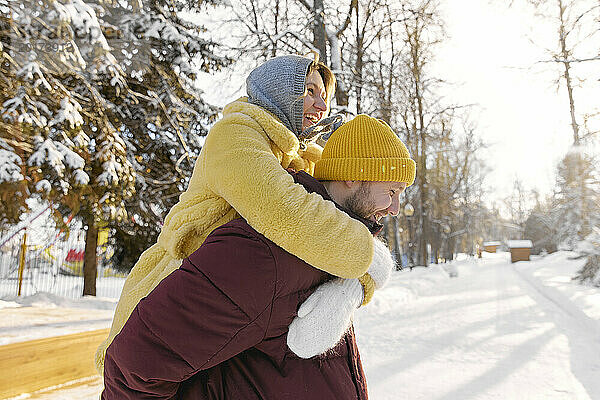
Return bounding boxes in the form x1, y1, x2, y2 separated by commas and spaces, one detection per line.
0, 11, 33, 228
0, 0, 229, 293
98, 0, 231, 273
524, 211, 558, 254
552, 148, 599, 250
574, 227, 600, 287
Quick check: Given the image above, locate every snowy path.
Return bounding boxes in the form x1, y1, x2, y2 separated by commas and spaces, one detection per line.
355, 253, 600, 400
4, 252, 599, 399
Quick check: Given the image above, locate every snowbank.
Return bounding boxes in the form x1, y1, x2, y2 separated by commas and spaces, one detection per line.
1, 292, 117, 310
0, 292, 116, 345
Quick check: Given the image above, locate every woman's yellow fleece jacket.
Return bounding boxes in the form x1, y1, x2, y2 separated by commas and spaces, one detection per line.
95, 98, 375, 373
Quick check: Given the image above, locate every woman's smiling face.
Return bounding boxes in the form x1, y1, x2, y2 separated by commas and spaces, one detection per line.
302, 70, 328, 131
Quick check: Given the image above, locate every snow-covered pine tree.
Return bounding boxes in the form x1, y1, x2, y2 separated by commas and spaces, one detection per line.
524, 210, 558, 254
0, 11, 30, 228
552, 148, 600, 250
100, 0, 231, 273
0, 0, 229, 294
0, 137, 28, 228
1, 0, 133, 295
574, 227, 600, 287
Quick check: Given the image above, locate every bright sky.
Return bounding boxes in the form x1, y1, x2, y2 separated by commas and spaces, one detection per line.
432, 0, 596, 205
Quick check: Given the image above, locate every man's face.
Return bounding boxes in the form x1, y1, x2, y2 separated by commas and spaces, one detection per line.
343, 181, 408, 223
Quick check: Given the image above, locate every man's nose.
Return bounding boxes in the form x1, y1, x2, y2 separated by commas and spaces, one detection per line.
388, 196, 400, 216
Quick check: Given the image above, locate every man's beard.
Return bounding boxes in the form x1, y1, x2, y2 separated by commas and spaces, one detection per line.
343, 182, 376, 221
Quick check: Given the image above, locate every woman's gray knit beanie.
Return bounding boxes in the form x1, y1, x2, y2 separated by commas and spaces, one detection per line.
246, 55, 312, 137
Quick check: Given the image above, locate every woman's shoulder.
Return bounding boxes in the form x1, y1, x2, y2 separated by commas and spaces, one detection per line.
214, 98, 299, 155
210, 98, 260, 131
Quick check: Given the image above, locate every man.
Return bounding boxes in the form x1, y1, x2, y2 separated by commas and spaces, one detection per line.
102, 114, 416, 399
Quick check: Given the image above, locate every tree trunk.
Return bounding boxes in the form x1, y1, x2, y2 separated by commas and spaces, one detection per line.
322, 33, 348, 105
416, 68, 429, 267
557, 0, 579, 145
83, 222, 98, 296
392, 216, 402, 268
313, 0, 328, 63
406, 215, 415, 267
557, 0, 588, 240
325, 0, 355, 109
273, 0, 280, 57
355, 3, 364, 113
328, 40, 349, 106
381, 216, 390, 244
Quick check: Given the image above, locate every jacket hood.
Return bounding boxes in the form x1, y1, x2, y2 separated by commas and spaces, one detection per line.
246, 55, 312, 137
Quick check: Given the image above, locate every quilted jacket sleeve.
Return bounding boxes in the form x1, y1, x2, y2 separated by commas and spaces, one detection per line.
200, 114, 374, 279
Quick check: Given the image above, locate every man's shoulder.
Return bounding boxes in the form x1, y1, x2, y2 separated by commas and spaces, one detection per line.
184, 219, 278, 314
286, 169, 331, 199
187, 218, 277, 271
209, 218, 268, 244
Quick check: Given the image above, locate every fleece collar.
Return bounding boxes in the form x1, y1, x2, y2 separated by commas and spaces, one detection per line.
223, 97, 300, 156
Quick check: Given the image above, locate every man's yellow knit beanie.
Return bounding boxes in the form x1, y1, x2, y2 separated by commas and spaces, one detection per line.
314, 114, 416, 186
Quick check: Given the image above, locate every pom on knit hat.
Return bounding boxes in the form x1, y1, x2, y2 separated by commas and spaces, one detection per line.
314, 114, 416, 186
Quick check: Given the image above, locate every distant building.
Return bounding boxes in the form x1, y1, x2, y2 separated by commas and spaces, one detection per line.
507, 240, 533, 263
483, 241, 501, 253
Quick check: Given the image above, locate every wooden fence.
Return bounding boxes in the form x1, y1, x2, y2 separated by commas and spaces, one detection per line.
0, 328, 108, 399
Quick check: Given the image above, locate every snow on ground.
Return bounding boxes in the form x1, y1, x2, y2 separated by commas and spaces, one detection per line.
3, 251, 600, 399
0, 292, 117, 345
355, 251, 600, 400
6, 377, 103, 400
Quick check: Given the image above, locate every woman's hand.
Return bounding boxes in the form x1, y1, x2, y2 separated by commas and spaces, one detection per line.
287, 278, 363, 359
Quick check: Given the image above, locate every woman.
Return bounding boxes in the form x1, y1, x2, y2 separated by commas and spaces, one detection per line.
96, 54, 391, 372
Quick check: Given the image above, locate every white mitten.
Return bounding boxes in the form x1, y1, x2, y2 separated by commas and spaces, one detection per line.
367, 239, 395, 289
287, 278, 363, 359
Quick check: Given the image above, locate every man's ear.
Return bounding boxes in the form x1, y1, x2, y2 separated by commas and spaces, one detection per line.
344, 180, 357, 189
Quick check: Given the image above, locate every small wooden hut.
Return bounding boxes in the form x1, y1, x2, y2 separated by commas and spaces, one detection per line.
483, 241, 501, 253
507, 240, 533, 263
